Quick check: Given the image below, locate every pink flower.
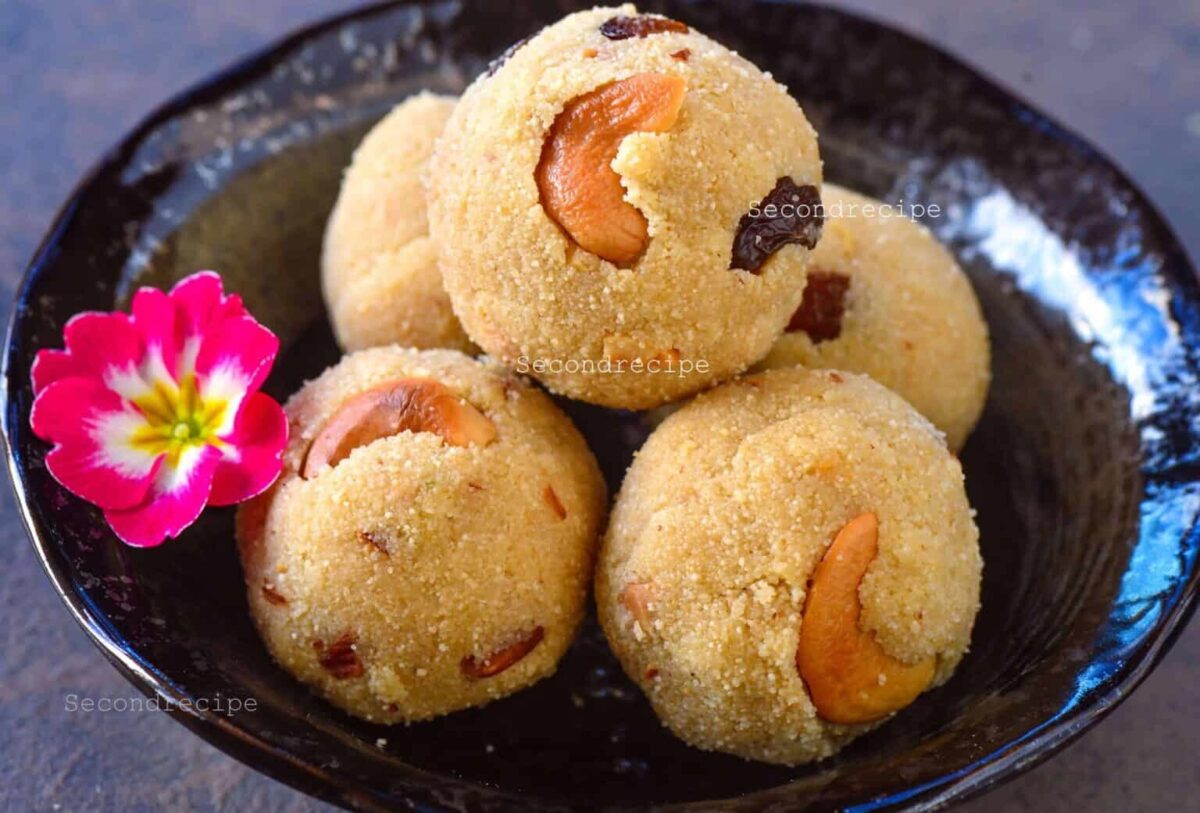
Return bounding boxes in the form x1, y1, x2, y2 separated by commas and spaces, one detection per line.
29, 271, 287, 547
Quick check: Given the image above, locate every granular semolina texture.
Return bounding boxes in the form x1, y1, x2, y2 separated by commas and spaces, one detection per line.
429, 5, 823, 408
322, 93, 474, 353
596, 366, 981, 763
238, 347, 606, 722
758, 183, 990, 451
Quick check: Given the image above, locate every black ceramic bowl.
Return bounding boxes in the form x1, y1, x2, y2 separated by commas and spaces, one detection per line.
5, 1, 1200, 810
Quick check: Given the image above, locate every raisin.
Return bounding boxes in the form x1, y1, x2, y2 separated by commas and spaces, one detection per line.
787, 271, 850, 342
730, 178, 823, 273
461, 627, 545, 678
670, 48, 691, 61
486, 34, 531, 77
316, 631, 364, 679
261, 582, 287, 605
600, 15, 689, 40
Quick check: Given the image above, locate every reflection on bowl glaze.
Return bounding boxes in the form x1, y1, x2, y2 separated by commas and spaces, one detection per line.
3, 1, 1199, 811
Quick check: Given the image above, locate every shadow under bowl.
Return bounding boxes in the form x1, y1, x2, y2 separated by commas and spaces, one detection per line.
4, 1, 1200, 810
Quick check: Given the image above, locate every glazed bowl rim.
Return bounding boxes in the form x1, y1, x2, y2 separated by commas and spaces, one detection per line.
3, 1, 1198, 810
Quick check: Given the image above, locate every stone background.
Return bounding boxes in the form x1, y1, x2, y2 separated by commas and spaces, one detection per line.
1, 1, 1197, 810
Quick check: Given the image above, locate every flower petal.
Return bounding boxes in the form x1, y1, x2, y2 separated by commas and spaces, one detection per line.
131, 286, 183, 382
34, 312, 145, 396
197, 316, 280, 402
210, 392, 288, 506
170, 271, 245, 336
31, 349, 86, 393
104, 444, 221, 547
30, 378, 160, 510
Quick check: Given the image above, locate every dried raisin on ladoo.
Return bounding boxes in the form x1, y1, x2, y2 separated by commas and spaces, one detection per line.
730, 177, 824, 273
786, 270, 850, 342
600, 14, 689, 40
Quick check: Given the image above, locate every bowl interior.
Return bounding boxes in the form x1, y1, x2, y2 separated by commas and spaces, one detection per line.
6, 1, 1200, 810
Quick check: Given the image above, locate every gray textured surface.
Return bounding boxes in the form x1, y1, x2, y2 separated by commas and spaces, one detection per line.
2, 1, 1197, 810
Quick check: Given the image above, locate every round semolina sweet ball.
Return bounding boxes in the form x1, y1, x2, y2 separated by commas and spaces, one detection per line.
238, 347, 606, 722
596, 366, 981, 764
757, 183, 990, 451
322, 92, 474, 353
428, 5, 824, 409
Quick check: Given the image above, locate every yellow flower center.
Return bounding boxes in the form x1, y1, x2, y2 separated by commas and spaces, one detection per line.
129, 373, 228, 467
